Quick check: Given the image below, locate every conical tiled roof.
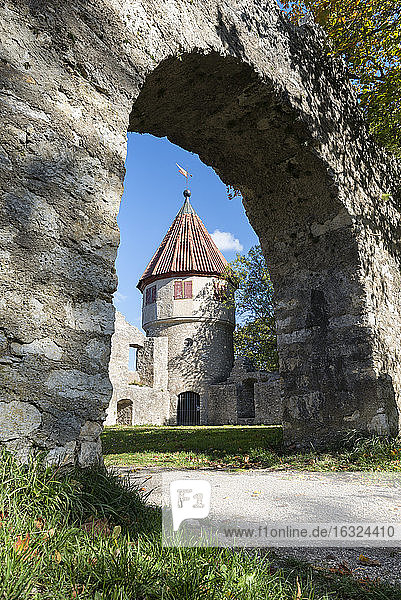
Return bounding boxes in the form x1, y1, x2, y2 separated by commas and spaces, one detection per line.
137, 191, 228, 291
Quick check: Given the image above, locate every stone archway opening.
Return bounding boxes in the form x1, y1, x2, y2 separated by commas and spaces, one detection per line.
116, 399, 133, 426
128, 51, 399, 448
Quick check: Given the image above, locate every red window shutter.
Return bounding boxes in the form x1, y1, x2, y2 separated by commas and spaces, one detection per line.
184, 281, 192, 299
174, 281, 183, 299
146, 285, 156, 305
213, 280, 218, 300
146, 288, 151, 305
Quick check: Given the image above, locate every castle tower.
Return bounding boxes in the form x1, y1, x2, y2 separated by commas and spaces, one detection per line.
137, 190, 236, 425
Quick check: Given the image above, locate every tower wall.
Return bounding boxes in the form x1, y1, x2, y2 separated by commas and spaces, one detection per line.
142, 275, 235, 423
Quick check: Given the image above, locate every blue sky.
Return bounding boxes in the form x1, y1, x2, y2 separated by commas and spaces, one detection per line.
113, 133, 259, 329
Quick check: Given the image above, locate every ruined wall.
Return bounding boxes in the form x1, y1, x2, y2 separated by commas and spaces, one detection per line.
254, 374, 282, 425
207, 383, 238, 425
0, 0, 400, 462
208, 359, 283, 426
107, 311, 168, 426
131, 385, 170, 426
106, 311, 144, 425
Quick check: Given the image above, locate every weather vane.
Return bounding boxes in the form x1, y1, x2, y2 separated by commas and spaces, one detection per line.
176, 163, 192, 190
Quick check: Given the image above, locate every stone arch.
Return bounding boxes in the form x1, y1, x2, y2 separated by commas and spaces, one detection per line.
129, 50, 400, 446
0, 1, 400, 464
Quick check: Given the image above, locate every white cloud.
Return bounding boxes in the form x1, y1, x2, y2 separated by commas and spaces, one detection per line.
211, 230, 243, 253
113, 291, 127, 305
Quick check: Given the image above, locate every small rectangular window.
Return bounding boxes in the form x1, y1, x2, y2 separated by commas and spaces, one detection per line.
174, 280, 183, 299
214, 280, 227, 302
145, 285, 156, 305
183, 281, 192, 299
128, 346, 137, 371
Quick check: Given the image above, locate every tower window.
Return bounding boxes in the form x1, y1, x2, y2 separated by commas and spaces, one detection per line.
145, 285, 156, 305
128, 345, 138, 371
184, 337, 194, 349
214, 280, 228, 302
174, 280, 192, 299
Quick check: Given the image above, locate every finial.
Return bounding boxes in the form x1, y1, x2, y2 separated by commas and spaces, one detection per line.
183, 189, 191, 198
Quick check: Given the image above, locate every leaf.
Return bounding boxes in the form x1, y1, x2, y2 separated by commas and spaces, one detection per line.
81, 517, 111, 537
358, 554, 382, 566
43, 527, 55, 540
296, 576, 302, 599
14, 534, 30, 554
72, 585, 85, 598
112, 525, 121, 539
34, 517, 44, 530
54, 550, 62, 564
14, 534, 39, 562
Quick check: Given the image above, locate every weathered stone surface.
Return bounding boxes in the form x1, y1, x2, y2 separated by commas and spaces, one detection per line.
208, 359, 282, 426
45, 441, 76, 466
0, 0, 400, 461
0, 401, 41, 441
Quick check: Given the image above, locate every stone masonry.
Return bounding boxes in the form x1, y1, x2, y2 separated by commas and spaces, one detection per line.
107, 313, 282, 427
0, 1, 400, 463
106, 311, 169, 426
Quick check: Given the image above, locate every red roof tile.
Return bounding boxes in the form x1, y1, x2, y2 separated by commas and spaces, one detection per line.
137, 193, 228, 291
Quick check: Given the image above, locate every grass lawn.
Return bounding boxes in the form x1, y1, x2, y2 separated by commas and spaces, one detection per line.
1, 450, 400, 599
102, 425, 282, 469
102, 425, 401, 471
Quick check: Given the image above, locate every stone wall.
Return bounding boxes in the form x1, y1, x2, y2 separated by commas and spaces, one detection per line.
207, 383, 238, 425
136, 339, 155, 388
106, 311, 145, 425
207, 359, 283, 426
254, 374, 282, 425
107, 311, 169, 426
131, 385, 170, 426
1, 0, 400, 462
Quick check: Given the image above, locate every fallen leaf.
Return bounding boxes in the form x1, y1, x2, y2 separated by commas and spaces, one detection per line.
14, 534, 30, 554
81, 517, 111, 537
14, 534, 39, 562
43, 528, 55, 540
72, 584, 85, 597
34, 518, 44, 530
112, 525, 121, 539
296, 576, 302, 599
54, 550, 62, 563
358, 554, 381, 567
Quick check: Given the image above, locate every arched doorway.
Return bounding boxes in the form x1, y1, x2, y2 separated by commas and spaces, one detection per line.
116, 399, 133, 426
177, 392, 200, 426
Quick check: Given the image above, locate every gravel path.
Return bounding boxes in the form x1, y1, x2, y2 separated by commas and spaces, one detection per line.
112, 466, 401, 586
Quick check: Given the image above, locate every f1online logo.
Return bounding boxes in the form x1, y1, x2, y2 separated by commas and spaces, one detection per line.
170, 480, 211, 531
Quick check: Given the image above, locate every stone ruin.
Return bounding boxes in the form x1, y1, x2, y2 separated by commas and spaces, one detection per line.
0, 0, 400, 464
106, 311, 282, 427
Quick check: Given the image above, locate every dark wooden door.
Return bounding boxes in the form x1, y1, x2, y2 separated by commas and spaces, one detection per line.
177, 392, 200, 425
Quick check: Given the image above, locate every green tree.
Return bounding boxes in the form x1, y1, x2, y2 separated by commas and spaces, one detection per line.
280, 0, 401, 154
226, 245, 278, 371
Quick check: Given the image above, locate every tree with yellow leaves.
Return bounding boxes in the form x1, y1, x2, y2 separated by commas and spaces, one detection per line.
280, 0, 401, 155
